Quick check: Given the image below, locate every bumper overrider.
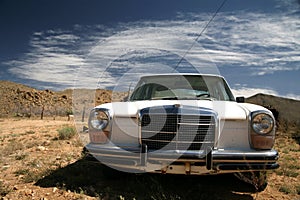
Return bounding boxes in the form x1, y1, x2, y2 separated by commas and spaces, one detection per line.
85, 143, 279, 175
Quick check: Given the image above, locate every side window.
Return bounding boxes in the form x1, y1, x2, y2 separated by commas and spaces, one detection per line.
216, 81, 225, 100
205, 77, 235, 101
130, 83, 155, 100
214, 80, 231, 101
130, 81, 145, 101
143, 84, 153, 100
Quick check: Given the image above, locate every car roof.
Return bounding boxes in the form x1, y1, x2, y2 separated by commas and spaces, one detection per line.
140, 73, 224, 79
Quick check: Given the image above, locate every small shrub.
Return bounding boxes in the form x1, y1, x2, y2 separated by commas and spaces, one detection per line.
275, 165, 300, 177
27, 159, 41, 168
291, 131, 300, 145
2, 141, 24, 156
15, 168, 52, 183
279, 185, 293, 194
284, 170, 299, 178
73, 138, 84, 148
296, 185, 300, 195
288, 163, 300, 170
15, 153, 27, 160
14, 168, 30, 176
282, 149, 289, 154
58, 126, 76, 140
65, 109, 73, 116
25, 130, 35, 135
0, 181, 11, 197
22, 171, 43, 183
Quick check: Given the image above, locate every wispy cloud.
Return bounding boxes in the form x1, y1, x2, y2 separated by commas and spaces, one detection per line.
231, 87, 278, 98
6, 30, 86, 89
4, 4, 300, 99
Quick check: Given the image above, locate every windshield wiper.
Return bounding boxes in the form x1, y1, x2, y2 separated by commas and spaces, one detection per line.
196, 93, 216, 101
151, 96, 178, 100
196, 92, 210, 98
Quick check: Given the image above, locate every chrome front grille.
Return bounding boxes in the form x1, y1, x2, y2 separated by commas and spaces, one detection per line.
141, 112, 216, 151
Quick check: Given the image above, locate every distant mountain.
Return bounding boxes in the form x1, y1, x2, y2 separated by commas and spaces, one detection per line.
246, 93, 300, 132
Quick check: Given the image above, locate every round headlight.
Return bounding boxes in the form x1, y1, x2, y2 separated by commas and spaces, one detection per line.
252, 113, 274, 134
90, 110, 109, 130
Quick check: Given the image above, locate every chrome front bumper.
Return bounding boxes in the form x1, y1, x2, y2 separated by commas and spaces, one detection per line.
85, 143, 279, 175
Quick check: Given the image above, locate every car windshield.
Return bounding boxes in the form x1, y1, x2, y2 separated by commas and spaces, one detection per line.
129, 75, 235, 101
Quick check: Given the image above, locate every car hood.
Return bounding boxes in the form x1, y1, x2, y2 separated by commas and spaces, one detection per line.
95, 100, 268, 120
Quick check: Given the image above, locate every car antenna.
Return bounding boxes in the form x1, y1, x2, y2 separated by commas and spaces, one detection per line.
126, 82, 132, 101
172, 0, 227, 72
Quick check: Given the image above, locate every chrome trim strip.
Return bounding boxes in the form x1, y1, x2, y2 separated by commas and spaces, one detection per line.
86, 144, 279, 164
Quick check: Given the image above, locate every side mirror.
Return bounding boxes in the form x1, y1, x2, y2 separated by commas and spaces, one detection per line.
236, 96, 245, 103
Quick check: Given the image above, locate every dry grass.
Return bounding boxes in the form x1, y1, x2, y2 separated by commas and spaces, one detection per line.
0, 118, 86, 199
0, 118, 299, 199
271, 132, 300, 197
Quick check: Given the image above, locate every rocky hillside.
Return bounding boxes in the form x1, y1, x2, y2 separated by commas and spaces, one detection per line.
0, 80, 72, 118
0, 80, 126, 119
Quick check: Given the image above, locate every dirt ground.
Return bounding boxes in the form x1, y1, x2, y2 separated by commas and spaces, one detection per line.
0, 118, 299, 200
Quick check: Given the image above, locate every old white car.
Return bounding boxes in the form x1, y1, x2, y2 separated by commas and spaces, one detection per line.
86, 73, 279, 189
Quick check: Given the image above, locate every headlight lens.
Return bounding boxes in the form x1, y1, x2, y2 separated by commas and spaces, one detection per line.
90, 109, 109, 130
252, 113, 274, 134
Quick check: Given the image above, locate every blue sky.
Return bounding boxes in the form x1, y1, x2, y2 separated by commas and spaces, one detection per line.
0, 0, 299, 99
